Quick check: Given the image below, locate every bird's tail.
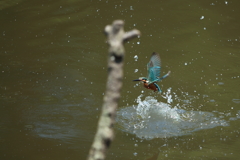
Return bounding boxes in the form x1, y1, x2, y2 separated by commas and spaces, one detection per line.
159, 71, 171, 80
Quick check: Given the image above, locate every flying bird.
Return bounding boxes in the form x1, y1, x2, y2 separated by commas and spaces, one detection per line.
133, 52, 170, 92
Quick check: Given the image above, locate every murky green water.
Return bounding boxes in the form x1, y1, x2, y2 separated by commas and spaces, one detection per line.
0, 0, 239, 159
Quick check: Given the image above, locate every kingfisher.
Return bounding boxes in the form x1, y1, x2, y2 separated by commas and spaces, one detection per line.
133, 52, 170, 92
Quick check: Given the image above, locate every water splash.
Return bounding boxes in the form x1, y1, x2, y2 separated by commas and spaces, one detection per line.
116, 88, 230, 139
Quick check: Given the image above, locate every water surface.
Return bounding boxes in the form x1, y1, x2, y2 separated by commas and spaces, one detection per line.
0, 0, 240, 160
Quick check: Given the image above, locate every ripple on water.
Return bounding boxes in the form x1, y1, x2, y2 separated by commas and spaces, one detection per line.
232, 99, 240, 104
116, 94, 229, 140
40, 95, 59, 103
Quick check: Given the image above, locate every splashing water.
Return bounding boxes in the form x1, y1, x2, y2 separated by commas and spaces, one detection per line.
116, 88, 229, 139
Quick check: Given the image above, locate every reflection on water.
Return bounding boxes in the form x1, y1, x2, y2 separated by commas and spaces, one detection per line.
117, 88, 238, 140
20, 91, 98, 146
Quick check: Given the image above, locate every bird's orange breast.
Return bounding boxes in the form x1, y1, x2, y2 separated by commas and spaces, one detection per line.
143, 83, 158, 92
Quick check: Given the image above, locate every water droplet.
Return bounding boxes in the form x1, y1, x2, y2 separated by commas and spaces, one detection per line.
134, 55, 138, 61
200, 16, 204, 20
209, 99, 215, 102
218, 82, 224, 85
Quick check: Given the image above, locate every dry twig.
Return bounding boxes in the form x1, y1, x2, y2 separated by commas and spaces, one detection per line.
87, 20, 140, 160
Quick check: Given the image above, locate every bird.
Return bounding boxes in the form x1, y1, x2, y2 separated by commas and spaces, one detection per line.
133, 52, 170, 92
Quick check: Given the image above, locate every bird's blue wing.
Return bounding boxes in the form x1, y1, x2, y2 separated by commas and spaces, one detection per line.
147, 52, 161, 83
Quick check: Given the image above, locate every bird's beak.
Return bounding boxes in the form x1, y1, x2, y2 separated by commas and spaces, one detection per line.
133, 79, 141, 81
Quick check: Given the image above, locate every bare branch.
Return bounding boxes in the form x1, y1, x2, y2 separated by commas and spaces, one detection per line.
87, 20, 140, 160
